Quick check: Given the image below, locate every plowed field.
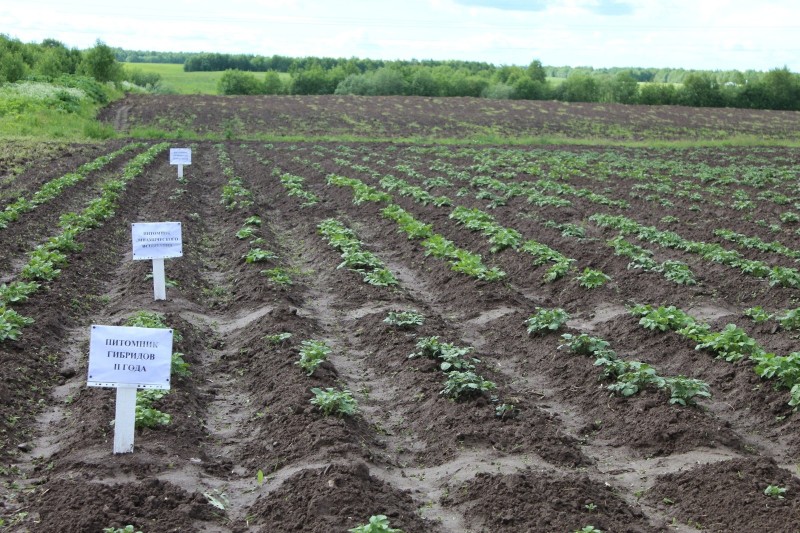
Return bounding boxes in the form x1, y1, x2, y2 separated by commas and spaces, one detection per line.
2, 96, 800, 532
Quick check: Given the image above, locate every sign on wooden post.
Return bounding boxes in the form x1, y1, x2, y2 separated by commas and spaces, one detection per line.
170, 148, 191, 178
132, 222, 183, 300
87, 324, 173, 454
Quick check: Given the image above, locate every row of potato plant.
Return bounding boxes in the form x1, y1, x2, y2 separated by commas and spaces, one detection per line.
323, 155, 579, 284
0, 143, 169, 343
324, 172, 506, 282
381, 204, 506, 281
317, 218, 399, 287
125, 311, 190, 428
526, 307, 711, 406
215, 143, 253, 210
606, 234, 697, 285
714, 228, 800, 262
590, 213, 800, 287
630, 304, 800, 407
223, 147, 295, 286
0, 142, 144, 229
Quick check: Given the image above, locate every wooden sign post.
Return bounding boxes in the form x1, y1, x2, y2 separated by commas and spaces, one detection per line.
87, 324, 173, 453
170, 148, 191, 178
132, 222, 183, 300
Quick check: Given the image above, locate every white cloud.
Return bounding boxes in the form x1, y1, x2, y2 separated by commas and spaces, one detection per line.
3, 0, 798, 69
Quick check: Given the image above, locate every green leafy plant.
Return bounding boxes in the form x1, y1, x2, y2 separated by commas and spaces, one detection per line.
777, 308, 800, 330
744, 306, 772, 323
695, 324, 761, 362
244, 215, 262, 227
657, 260, 696, 285
349, 515, 404, 533
171, 352, 191, 379
261, 267, 293, 286
135, 389, 171, 428
495, 402, 518, 419
296, 340, 331, 376
576, 268, 610, 288
663, 376, 711, 406
309, 387, 358, 416
559, 333, 610, 356
764, 484, 787, 499
525, 307, 569, 335
235, 226, 257, 240
440, 371, 496, 399
573, 527, 603, 533
243, 248, 278, 263
265, 332, 292, 345
0, 307, 35, 342
383, 310, 425, 329
0, 281, 39, 304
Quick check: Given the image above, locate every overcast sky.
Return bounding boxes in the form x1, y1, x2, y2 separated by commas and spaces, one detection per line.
3, 0, 798, 71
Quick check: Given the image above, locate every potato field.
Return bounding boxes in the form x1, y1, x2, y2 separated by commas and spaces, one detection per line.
2, 95, 800, 532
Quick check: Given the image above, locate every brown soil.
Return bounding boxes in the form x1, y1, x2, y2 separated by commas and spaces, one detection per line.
2, 96, 800, 532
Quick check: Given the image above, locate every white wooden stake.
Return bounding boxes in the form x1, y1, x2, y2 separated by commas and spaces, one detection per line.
152, 257, 166, 300
177, 164, 183, 178
113, 386, 138, 454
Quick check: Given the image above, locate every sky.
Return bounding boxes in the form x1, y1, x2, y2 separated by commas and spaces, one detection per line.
3, 0, 799, 71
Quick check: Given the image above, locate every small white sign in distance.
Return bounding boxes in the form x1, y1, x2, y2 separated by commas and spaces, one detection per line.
169, 148, 191, 165
132, 221, 183, 260
87, 325, 173, 389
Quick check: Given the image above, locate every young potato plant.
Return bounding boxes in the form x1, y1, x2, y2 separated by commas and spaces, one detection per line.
349, 515, 404, 533
327, 174, 391, 205
440, 371, 497, 399
576, 268, 611, 289
319, 218, 399, 287
296, 340, 331, 376
244, 248, 278, 263
0, 307, 35, 342
261, 267, 293, 286
309, 387, 358, 417
777, 308, 800, 330
0, 143, 141, 229
383, 310, 425, 329
279, 172, 319, 206
135, 389, 171, 428
525, 307, 570, 335
695, 324, 762, 362
744, 306, 772, 323
0, 281, 39, 305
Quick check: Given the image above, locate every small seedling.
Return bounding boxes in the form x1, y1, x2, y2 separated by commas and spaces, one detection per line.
349, 514, 404, 533
296, 340, 330, 376
310, 387, 358, 417
764, 484, 787, 499
384, 310, 425, 329
525, 307, 569, 335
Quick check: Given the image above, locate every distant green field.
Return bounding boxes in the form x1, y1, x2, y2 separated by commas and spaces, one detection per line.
122, 63, 293, 95
122, 63, 220, 94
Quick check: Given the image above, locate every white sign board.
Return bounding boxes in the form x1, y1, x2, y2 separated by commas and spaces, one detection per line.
87, 325, 173, 389
169, 148, 191, 165
132, 222, 183, 260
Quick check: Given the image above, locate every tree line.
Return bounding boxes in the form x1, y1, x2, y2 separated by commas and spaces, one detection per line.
216, 62, 800, 111
3, 36, 799, 112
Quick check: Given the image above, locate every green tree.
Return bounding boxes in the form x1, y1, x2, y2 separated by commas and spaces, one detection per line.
78, 40, 122, 82
526, 59, 547, 83
263, 70, 284, 94
760, 67, 800, 110
606, 72, 639, 104
0, 49, 27, 82
557, 73, 599, 102
512, 77, 548, 100
679, 73, 723, 107
217, 69, 262, 95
